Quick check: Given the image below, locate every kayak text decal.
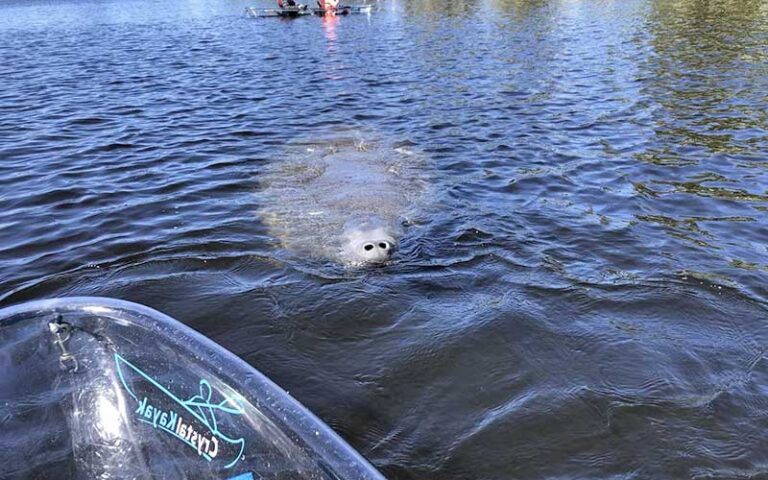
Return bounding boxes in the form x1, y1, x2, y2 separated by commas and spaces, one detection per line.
114, 353, 246, 468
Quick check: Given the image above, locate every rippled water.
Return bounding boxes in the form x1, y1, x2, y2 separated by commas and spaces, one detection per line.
2, 0, 768, 478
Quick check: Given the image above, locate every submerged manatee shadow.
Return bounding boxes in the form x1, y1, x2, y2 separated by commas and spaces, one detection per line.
255, 134, 433, 277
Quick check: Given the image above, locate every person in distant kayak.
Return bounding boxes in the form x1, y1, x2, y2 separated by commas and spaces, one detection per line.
278, 0, 309, 11
317, 0, 339, 11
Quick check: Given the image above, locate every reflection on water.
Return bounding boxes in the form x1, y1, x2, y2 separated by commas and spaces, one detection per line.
1, 0, 768, 479
323, 12, 340, 42
634, 0, 768, 296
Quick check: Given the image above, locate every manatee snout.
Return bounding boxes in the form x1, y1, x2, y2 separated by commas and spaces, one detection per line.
358, 238, 394, 263
342, 218, 398, 265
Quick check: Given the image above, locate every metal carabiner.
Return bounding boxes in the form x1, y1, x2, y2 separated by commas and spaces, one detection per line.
49, 315, 79, 373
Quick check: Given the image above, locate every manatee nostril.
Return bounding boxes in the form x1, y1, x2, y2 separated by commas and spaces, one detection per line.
379, 242, 389, 250
363, 243, 374, 251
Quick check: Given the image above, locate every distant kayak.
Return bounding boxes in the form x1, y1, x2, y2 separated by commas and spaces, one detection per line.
246, 5, 311, 18
312, 5, 372, 15
246, 4, 372, 18
0, 297, 385, 480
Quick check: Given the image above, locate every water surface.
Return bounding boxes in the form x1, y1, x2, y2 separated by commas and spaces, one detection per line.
2, 0, 768, 478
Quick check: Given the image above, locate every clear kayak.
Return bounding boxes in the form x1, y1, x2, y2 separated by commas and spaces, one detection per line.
312, 5, 372, 15
0, 297, 385, 480
246, 6, 312, 18
245, 4, 372, 18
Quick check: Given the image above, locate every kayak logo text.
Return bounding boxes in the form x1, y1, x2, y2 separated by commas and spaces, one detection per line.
115, 353, 247, 469
134, 396, 220, 458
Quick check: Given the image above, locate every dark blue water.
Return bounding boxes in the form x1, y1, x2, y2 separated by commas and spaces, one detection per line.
2, 0, 768, 478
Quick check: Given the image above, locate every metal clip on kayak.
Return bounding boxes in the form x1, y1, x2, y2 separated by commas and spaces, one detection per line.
49, 315, 78, 373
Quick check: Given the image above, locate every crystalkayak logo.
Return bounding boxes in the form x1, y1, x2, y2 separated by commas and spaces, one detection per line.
114, 353, 246, 469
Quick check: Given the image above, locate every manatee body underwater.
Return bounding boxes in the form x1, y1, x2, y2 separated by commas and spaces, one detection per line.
257, 136, 427, 266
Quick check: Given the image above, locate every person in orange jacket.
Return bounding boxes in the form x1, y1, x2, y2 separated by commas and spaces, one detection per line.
317, 0, 339, 12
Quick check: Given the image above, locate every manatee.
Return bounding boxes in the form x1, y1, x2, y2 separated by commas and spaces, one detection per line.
257, 136, 425, 265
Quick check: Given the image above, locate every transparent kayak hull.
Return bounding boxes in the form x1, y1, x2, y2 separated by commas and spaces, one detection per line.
245, 6, 312, 18
245, 4, 371, 18
312, 5, 372, 15
0, 297, 385, 480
